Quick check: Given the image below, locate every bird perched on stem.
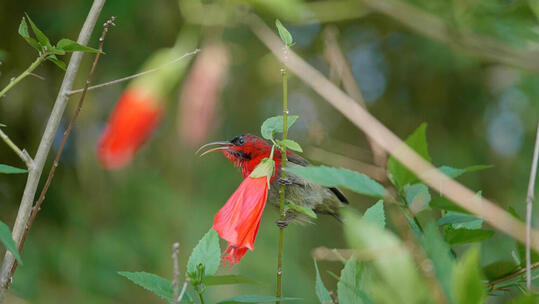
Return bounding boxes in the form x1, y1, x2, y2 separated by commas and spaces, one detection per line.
198, 134, 348, 226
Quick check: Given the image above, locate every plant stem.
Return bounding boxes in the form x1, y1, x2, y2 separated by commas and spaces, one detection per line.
0, 55, 46, 99
198, 291, 205, 304
276, 63, 288, 304
525, 121, 539, 289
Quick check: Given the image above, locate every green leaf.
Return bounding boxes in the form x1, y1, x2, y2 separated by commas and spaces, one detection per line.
337, 258, 366, 304
275, 19, 293, 46
203, 275, 261, 286
261, 115, 298, 140
482, 260, 519, 281
363, 200, 385, 228
285, 166, 386, 198
510, 293, 539, 304
437, 212, 482, 230
25, 13, 51, 49
218, 296, 301, 303
46, 55, 66, 71
438, 165, 492, 179
404, 183, 431, 212
387, 123, 431, 189
445, 228, 494, 245
279, 139, 303, 152
0, 164, 28, 174
18, 17, 39, 50
421, 222, 454, 304
0, 123, 6, 127
453, 247, 486, 304
285, 202, 317, 219
343, 209, 430, 304
186, 229, 221, 277
314, 260, 333, 304
0, 220, 23, 265
430, 196, 468, 213
56, 38, 100, 53
118, 271, 174, 302
51, 47, 65, 55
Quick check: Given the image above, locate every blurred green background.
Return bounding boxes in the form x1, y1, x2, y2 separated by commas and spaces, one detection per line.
2, 0, 539, 303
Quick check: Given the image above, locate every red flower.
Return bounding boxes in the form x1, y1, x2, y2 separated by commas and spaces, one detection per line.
212, 175, 269, 266
97, 88, 162, 169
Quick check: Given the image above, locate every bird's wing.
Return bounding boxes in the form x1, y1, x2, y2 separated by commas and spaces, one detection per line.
286, 152, 348, 204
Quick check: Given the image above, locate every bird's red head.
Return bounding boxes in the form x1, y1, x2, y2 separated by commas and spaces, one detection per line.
198, 134, 288, 180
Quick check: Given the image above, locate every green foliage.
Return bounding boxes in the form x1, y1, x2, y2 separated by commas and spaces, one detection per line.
118, 271, 189, 303
285, 166, 386, 198
0, 164, 27, 174
343, 209, 430, 303
437, 212, 483, 230
24, 13, 51, 49
445, 228, 494, 245
203, 275, 261, 286
313, 260, 332, 304
363, 200, 385, 228
277, 139, 302, 152
403, 183, 431, 211
387, 123, 431, 189
421, 222, 454, 304
275, 19, 293, 46
261, 115, 298, 140
430, 196, 468, 213
186, 229, 221, 279
56, 38, 101, 53
18, 17, 40, 50
337, 258, 368, 304
285, 201, 317, 219
482, 261, 519, 281
438, 165, 492, 179
0, 220, 23, 265
453, 247, 486, 304
217, 296, 301, 303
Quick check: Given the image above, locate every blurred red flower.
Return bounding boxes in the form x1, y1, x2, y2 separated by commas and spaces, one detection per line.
97, 88, 162, 169
213, 176, 269, 266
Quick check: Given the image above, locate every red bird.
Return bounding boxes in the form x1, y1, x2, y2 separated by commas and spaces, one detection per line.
199, 134, 348, 225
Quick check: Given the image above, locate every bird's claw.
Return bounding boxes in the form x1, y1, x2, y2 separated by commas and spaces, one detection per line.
276, 219, 289, 229
278, 178, 293, 186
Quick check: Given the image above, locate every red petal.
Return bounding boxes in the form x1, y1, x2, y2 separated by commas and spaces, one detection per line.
97, 88, 162, 169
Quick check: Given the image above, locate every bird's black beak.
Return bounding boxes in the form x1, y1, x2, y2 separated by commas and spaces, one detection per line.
196, 141, 233, 157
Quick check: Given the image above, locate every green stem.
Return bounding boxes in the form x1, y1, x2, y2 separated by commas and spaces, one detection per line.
0, 55, 46, 99
276, 66, 288, 304
198, 290, 205, 304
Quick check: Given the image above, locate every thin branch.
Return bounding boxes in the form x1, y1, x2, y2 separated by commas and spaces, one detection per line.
0, 3, 107, 300
67, 49, 200, 96
10, 17, 115, 281
178, 278, 190, 303
172, 242, 180, 304
28, 73, 45, 81
489, 261, 539, 288
526, 121, 539, 289
0, 129, 33, 168
247, 14, 539, 252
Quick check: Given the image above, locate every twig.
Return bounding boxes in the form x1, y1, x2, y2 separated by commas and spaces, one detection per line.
178, 278, 190, 303
0, 129, 33, 168
357, 0, 539, 73
489, 261, 539, 288
28, 73, 45, 81
0, 3, 107, 301
322, 26, 387, 168
247, 14, 539, 251
0, 55, 46, 99
526, 121, 539, 289
67, 49, 200, 96
172, 242, 180, 304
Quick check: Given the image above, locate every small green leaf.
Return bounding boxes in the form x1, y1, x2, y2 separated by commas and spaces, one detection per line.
56, 38, 100, 53
430, 196, 468, 213
285, 166, 386, 198
261, 115, 298, 140
453, 247, 486, 304
421, 222, 454, 304
46, 55, 66, 71
218, 296, 301, 303
404, 183, 431, 212
337, 258, 367, 304
25, 13, 51, 49
0, 123, 6, 127
482, 261, 519, 281
445, 228, 494, 245
249, 158, 275, 179
18, 17, 40, 50
438, 165, 492, 179
279, 139, 302, 152
0, 164, 28, 174
314, 260, 333, 304
203, 275, 261, 286
275, 19, 293, 46
437, 212, 482, 230
285, 202, 317, 219
363, 200, 385, 228
0, 220, 23, 265
118, 271, 190, 303
186, 229, 221, 277
51, 47, 65, 55
387, 123, 431, 189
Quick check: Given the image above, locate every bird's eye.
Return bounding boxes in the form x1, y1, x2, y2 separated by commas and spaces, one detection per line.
238, 138, 245, 145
